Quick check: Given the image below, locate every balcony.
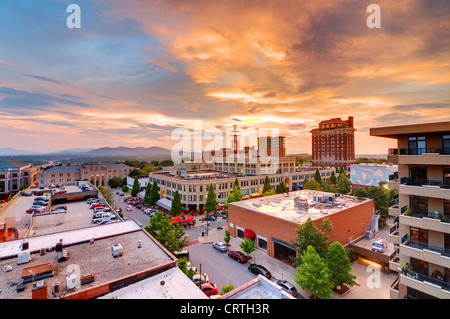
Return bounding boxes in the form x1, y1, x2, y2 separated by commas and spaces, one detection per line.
401, 208, 450, 233
400, 235, 450, 268
389, 247, 400, 272
390, 277, 400, 299
400, 267, 450, 299
399, 177, 450, 199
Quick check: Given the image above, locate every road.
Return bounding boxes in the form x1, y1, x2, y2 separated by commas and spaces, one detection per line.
185, 242, 257, 292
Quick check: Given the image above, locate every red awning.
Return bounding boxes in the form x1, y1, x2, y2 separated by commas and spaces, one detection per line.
244, 229, 255, 239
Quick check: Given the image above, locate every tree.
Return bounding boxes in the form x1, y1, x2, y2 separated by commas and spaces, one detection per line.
205, 183, 217, 214
149, 180, 160, 206
295, 246, 333, 299
240, 237, 256, 259
131, 177, 140, 197
276, 181, 288, 194
262, 189, 276, 197
262, 176, 272, 194
291, 218, 332, 267
129, 168, 144, 176
97, 185, 113, 205
325, 242, 356, 289
145, 211, 187, 253
330, 171, 337, 184
220, 282, 235, 296
354, 182, 397, 221
143, 182, 152, 205
227, 184, 244, 204
178, 257, 196, 280
171, 190, 183, 216
314, 168, 322, 184
224, 229, 231, 245
121, 185, 128, 193
108, 176, 125, 188
303, 179, 321, 191
320, 180, 337, 193
233, 178, 241, 191
337, 173, 352, 194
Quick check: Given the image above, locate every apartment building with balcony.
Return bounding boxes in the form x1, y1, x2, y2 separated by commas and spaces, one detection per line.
370, 121, 450, 299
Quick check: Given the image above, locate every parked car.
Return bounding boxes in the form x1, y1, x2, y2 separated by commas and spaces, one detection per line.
26, 207, 45, 214
92, 212, 115, 224
35, 197, 49, 202
173, 250, 190, 260
94, 206, 111, 213
54, 188, 67, 194
82, 187, 94, 191
90, 203, 105, 209
248, 264, 272, 279
86, 198, 99, 204
227, 251, 248, 263
213, 212, 227, 218
21, 191, 32, 196
50, 208, 66, 214
192, 273, 209, 287
276, 280, 298, 297
204, 215, 216, 221
53, 205, 67, 211
32, 200, 48, 206
33, 190, 44, 196
212, 242, 227, 252
200, 283, 218, 297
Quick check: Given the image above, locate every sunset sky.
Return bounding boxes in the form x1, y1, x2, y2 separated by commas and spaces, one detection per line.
0, 0, 449, 155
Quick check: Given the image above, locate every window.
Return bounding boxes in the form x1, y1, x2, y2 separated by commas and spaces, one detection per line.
257, 235, 267, 251
410, 227, 428, 245
409, 166, 427, 182
409, 195, 428, 213
443, 135, 450, 155
408, 136, 426, 155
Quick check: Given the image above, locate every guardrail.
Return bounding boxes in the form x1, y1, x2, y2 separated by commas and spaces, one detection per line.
400, 177, 450, 189
390, 147, 450, 155
401, 267, 450, 292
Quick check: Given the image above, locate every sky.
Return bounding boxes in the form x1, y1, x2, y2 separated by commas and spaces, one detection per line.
0, 0, 449, 155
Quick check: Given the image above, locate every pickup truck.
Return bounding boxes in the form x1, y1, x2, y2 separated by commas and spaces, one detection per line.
92, 212, 115, 224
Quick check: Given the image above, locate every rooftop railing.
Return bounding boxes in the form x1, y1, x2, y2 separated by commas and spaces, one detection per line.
401, 235, 450, 258
402, 208, 450, 224
401, 267, 450, 292
400, 177, 450, 189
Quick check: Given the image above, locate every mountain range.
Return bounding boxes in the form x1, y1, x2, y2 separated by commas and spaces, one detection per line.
0, 146, 171, 157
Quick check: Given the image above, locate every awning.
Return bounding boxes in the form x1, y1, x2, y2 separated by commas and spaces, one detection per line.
292, 185, 303, 189
217, 200, 227, 204
156, 198, 172, 211
137, 191, 146, 199
244, 229, 256, 240
272, 238, 296, 250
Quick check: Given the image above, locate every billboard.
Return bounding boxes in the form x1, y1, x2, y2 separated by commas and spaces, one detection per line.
350, 164, 398, 187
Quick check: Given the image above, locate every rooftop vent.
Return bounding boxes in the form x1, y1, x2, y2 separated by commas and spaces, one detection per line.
112, 244, 123, 258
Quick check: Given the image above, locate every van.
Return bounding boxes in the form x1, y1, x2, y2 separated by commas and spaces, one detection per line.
372, 238, 387, 253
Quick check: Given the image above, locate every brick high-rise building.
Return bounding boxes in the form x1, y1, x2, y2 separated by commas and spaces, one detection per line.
311, 116, 356, 170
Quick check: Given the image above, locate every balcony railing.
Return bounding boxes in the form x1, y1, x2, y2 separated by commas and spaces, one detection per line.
402, 208, 450, 224
400, 177, 450, 189
401, 267, 450, 292
390, 147, 450, 155
402, 235, 450, 258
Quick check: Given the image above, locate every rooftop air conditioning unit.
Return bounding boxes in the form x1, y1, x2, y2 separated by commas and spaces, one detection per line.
112, 244, 123, 258
66, 273, 77, 290
17, 251, 31, 265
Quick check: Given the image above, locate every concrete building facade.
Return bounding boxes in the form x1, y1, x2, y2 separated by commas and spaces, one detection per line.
370, 121, 450, 299
0, 160, 39, 196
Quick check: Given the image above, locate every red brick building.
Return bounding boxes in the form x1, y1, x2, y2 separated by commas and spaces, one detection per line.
228, 190, 374, 266
311, 116, 357, 170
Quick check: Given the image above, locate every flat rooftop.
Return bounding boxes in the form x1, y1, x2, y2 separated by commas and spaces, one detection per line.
151, 170, 239, 181
0, 221, 176, 299
370, 120, 450, 138
229, 190, 371, 224
99, 267, 207, 299
219, 275, 294, 299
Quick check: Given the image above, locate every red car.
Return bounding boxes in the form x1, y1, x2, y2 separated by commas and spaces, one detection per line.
33, 190, 44, 196
228, 251, 248, 263
26, 207, 45, 214
200, 283, 218, 297
54, 188, 67, 194
90, 203, 105, 209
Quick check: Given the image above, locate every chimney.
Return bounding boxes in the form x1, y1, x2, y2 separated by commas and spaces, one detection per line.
347, 116, 354, 128
32, 280, 48, 299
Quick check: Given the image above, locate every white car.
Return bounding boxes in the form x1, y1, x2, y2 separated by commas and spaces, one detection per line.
212, 242, 227, 252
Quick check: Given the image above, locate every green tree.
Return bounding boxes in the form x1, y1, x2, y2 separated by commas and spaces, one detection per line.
131, 177, 140, 197
97, 185, 113, 205
108, 176, 125, 188
291, 218, 332, 266
314, 168, 322, 184
145, 211, 187, 253
224, 229, 231, 245
330, 171, 337, 184
303, 179, 321, 191
171, 190, 183, 216
149, 180, 160, 206
227, 184, 244, 204
205, 183, 217, 214
233, 178, 241, 191
276, 181, 288, 194
143, 182, 152, 205
178, 257, 196, 280
320, 180, 337, 193
337, 173, 352, 194
240, 237, 256, 259
262, 189, 276, 197
262, 176, 272, 194
295, 246, 333, 299
220, 282, 235, 296
121, 185, 128, 193
325, 242, 356, 289
354, 182, 397, 221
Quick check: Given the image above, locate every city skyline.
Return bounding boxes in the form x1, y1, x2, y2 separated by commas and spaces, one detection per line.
0, 1, 449, 154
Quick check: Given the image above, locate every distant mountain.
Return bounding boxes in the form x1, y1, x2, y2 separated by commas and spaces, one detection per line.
50, 148, 95, 155
0, 147, 41, 156
84, 146, 171, 157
